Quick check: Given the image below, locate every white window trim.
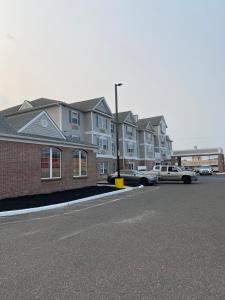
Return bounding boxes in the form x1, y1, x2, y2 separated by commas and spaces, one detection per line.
41, 147, 62, 180
99, 162, 108, 174
71, 111, 80, 125
73, 150, 88, 178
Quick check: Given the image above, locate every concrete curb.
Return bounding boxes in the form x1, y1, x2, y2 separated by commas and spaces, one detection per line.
0, 185, 144, 217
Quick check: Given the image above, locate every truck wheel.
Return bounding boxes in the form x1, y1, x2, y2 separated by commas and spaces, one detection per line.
183, 176, 191, 184
109, 178, 115, 184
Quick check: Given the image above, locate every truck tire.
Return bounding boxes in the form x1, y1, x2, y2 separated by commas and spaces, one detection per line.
183, 176, 191, 184
109, 178, 115, 184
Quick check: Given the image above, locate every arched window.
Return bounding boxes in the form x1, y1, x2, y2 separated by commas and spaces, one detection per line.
41, 147, 61, 179
73, 150, 87, 177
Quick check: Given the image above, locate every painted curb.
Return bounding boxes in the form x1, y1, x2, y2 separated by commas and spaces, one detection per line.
0, 185, 144, 217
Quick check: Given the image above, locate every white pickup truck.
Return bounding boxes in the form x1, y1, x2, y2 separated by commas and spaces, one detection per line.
150, 165, 198, 184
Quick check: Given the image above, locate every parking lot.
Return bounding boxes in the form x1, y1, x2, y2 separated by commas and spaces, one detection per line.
0, 175, 225, 299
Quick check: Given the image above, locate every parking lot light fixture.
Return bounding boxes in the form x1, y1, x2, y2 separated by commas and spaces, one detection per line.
115, 83, 123, 179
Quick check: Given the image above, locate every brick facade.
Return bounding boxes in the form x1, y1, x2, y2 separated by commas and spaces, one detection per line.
96, 157, 115, 181
0, 140, 97, 200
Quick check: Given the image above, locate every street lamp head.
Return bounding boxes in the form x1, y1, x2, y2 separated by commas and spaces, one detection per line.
116, 83, 123, 87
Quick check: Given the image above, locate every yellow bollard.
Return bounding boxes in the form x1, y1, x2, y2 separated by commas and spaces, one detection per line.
115, 177, 124, 189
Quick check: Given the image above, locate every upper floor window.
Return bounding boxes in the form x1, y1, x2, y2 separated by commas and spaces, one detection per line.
127, 143, 134, 153
126, 125, 134, 137
41, 147, 61, 179
145, 132, 152, 143
96, 115, 108, 130
97, 136, 108, 150
160, 135, 166, 144
111, 123, 115, 133
112, 141, 116, 155
69, 110, 80, 125
73, 150, 87, 177
160, 122, 166, 134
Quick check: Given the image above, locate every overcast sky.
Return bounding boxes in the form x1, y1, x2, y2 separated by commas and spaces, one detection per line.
0, 0, 225, 151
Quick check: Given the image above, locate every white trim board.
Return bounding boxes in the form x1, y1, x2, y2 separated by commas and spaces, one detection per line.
0, 134, 97, 150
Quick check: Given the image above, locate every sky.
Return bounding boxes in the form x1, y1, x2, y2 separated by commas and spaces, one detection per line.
0, 0, 225, 151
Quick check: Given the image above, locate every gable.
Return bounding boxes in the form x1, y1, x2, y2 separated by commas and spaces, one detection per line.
18, 112, 65, 140
146, 122, 153, 132
125, 112, 136, 125
94, 100, 112, 115
19, 100, 33, 111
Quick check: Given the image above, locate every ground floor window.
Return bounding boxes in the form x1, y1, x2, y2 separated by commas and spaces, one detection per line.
41, 147, 61, 179
73, 150, 88, 177
98, 162, 108, 174
128, 162, 134, 170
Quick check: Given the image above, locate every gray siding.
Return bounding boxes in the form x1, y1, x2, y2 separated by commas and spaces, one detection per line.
20, 113, 64, 139
61, 106, 85, 139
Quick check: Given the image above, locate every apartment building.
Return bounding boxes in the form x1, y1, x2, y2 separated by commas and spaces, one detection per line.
139, 116, 172, 164
0, 98, 173, 184
112, 111, 139, 170
136, 118, 155, 170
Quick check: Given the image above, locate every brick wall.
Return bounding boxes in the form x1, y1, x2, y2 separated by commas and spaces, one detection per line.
0, 140, 97, 200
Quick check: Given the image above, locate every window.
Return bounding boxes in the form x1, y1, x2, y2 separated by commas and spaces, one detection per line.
111, 123, 115, 133
145, 132, 152, 143
73, 150, 87, 177
126, 125, 133, 137
128, 162, 134, 170
41, 147, 61, 179
96, 115, 108, 130
98, 162, 108, 174
97, 136, 108, 150
168, 166, 178, 172
161, 166, 167, 172
112, 142, 116, 155
146, 145, 154, 158
69, 110, 80, 125
127, 143, 134, 153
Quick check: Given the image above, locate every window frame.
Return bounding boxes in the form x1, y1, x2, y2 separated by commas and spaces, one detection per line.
41, 147, 61, 180
73, 150, 88, 178
98, 162, 108, 174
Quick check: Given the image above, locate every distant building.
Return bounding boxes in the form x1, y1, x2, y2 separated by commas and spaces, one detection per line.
172, 147, 224, 172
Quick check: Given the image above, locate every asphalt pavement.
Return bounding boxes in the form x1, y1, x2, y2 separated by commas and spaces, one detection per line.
1, 175, 225, 299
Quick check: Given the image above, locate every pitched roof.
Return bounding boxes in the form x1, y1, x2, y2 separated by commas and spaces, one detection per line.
112, 111, 137, 125
0, 114, 96, 148
0, 98, 60, 116
6, 110, 42, 131
140, 115, 167, 127
137, 119, 155, 132
166, 135, 173, 142
70, 97, 104, 112
0, 116, 16, 135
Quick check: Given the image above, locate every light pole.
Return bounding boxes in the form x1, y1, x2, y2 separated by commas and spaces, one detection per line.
115, 83, 123, 178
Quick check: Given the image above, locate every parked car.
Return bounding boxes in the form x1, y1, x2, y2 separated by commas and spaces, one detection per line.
150, 165, 198, 184
107, 170, 158, 186
199, 166, 213, 175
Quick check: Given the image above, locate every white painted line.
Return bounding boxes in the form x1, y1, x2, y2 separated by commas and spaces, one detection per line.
58, 230, 83, 241
0, 186, 143, 217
